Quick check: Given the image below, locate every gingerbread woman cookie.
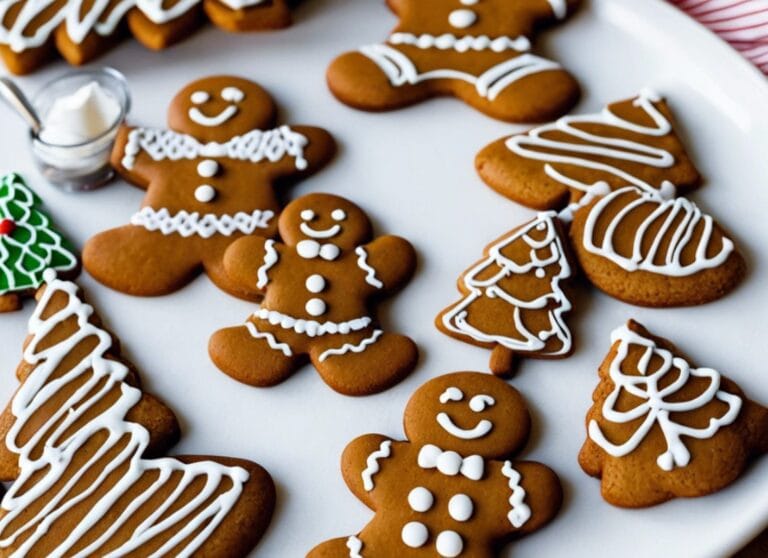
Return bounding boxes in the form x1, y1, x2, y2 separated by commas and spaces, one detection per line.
580, 321, 768, 508
83, 76, 335, 299
209, 193, 418, 396
0, 0, 293, 74
308, 372, 562, 557
437, 211, 575, 376
0, 272, 275, 556
0, 172, 78, 313
327, 0, 581, 122
476, 90, 701, 210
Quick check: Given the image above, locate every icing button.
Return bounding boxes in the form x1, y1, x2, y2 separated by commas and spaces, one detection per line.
194, 185, 216, 203
306, 274, 326, 293
305, 298, 326, 317
436, 530, 463, 558
448, 9, 477, 29
448, 494, 473, 522
197, 159, 219, 178
408, 487, 434, 513
402, 521, 429, 548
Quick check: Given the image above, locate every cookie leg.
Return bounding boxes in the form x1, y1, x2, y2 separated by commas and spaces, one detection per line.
327, 49, 430, 112
209, 325, 303, 387
306, 536, 358, 558
311, 330, 418, 396
0, 293, 22, 313
83, 226, 202, 296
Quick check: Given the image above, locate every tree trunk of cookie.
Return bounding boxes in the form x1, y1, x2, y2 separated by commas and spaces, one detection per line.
0, 293, 21, 313
489, 345, 516, 378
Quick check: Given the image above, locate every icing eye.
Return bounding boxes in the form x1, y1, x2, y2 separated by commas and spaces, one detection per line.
221, 86, 245, 103
439, 387, 463, 404
469, 394, 495, 412
190, 91, 209, 105
300, 209, 315, 221
331, 209, 347, 221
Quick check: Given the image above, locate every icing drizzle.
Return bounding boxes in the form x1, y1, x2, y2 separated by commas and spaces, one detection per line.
318, 329, 383, 363
500, 462, 531, 528
130, 207, 274, 238
362, 440, 392, 491
588, 324, 742, 471
256, 239, 279, 288
355, 247, 383, 289
0, 272, 249, 557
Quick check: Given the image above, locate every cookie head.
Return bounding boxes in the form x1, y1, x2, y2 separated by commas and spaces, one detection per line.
404, 372, 530, 459
168, 76, 276, 142
279, 193, 373, 253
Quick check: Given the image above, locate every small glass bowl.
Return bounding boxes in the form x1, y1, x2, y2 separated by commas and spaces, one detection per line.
30, 67, 130, 192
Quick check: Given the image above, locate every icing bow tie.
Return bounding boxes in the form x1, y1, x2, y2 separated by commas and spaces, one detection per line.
417, 444, 484, 481
296, 240, 340, 261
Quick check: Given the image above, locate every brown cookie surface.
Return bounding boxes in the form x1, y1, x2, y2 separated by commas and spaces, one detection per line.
579, 321, 768, 508
437, 211, 576, 377
209, 192, 418, 396
308, 372, 562, 557
327, 0, 581, 122
83, 75, 335, 299
476, 90, 701, 210
0, 273, 275, 556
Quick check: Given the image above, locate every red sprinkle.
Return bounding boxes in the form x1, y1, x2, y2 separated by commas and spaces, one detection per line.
0, 219, 15, 236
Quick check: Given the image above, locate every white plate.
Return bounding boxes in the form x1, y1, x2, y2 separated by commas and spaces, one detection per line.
1, 0, 767, 556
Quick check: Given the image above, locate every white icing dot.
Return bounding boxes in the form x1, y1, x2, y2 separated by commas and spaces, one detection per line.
320, 244, 340, 261
221, 86, 245, 103
448, 494, 473, 522
306, 274, 326, 293
194, 185, 216, 203
436, 530, 463, 558
408, 487, 434, 513
190, 91, 209, 105
305, 298, 326, 317
535, 268, 546, 279
460, 0, 478, 4
297, 240, 318, 259
301, 209, 315, 221
448, 9, 477, 29
197, 160, 219, 178
331, 208, 347, 221
402, 522, 429, 548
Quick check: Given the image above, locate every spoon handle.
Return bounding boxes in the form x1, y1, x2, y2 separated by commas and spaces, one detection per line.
0, 77, 42, 134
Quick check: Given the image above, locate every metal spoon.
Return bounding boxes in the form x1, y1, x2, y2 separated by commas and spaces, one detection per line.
0, 77, 42, 134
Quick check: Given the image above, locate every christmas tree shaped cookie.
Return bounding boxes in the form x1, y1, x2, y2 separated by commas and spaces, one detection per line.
0, 272, 275, 555
580, 321, 768, 508
437, 211, 575, 376
0, 173, 78, 313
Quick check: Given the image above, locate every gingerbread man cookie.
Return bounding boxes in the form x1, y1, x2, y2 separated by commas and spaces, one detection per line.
327, 0, 581, 122
83, 76, 335, 299
0, 173, 78, 313
308, 372, 562, 557
0, 0, 293, 74
437, 211, 575, 376
209, 193, 418, 396
0, 272, 275, 556
476, 90, 701, 210
580, 321, 768, 508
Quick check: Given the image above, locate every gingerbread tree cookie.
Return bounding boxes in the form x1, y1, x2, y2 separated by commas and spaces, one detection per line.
327, 0, 581, 122
476, 90, 701, 210
0, 0, 294, 75
0, 272, 275, 556
83, 76, 335, 299
0, 173, 78, 313
209, 193, 417, 396
437, 211, 575, 376
308, 372, 562, 557
580, 321, 768, 508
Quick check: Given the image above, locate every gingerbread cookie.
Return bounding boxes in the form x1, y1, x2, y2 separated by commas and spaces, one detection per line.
327, 0, 581, 122
0, 0, 293, 74
0, 271, 275, 556
209, 193, 417, 396
569, 186, 746, 307
0, 173, 78, 313
308, 372, 562, 557
580, 321, 768, 508
476, 90, 701, 210
437, 211, 575, 377
83, 76, 335, 299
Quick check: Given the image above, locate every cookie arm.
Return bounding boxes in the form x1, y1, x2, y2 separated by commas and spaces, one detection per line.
358, 236, 416, 294
341, 434, 397, 510
109, 124, 151, 190
222, 236, 273, 294
268, 125, 335, 182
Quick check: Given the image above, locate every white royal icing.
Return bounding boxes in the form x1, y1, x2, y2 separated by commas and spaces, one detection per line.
402, 521, 429, 548
355, 246, 384, 289
582, 186, 735, 277
122, 125, 309, 171
435, 530, 463, 558
305, 274, 326, 293
588, 324, 742, 471
318, 329, 383, 363
219, 0, 267, 9
253, 308, 372, 337
197, 159, 219, 178
346, 535, 364, 558
300, 221, 341, 239
189, 105, 239, 127
437, 412, 493, 440
448, 494, 474, 522
362, 440, 392, 491
296, 240, 340, 261
417, 445, 484, 481
448, 9, 477, 29
244, 321, 293, 357
501, 461, 531, 528
469, 394, 495, 412
441, 212, 572, 355
256, 239, 279, 289
389, 32, 531, 53
194, 184, 217, 203
506, 89, 674, 194
408, 487, 434, 513
130, 207, 274, 238
305, 298, 327, 317
0, 271, 249, 557
548, 0, 568, 19
440, 386, 464, 403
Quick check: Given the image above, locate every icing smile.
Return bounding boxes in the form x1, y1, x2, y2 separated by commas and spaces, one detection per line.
188, 105, 239, 127
436, 412, 493, 440
300, 222, 341, 239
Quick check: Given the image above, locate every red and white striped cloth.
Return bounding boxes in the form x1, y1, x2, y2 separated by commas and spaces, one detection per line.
670, 0, 768, 74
